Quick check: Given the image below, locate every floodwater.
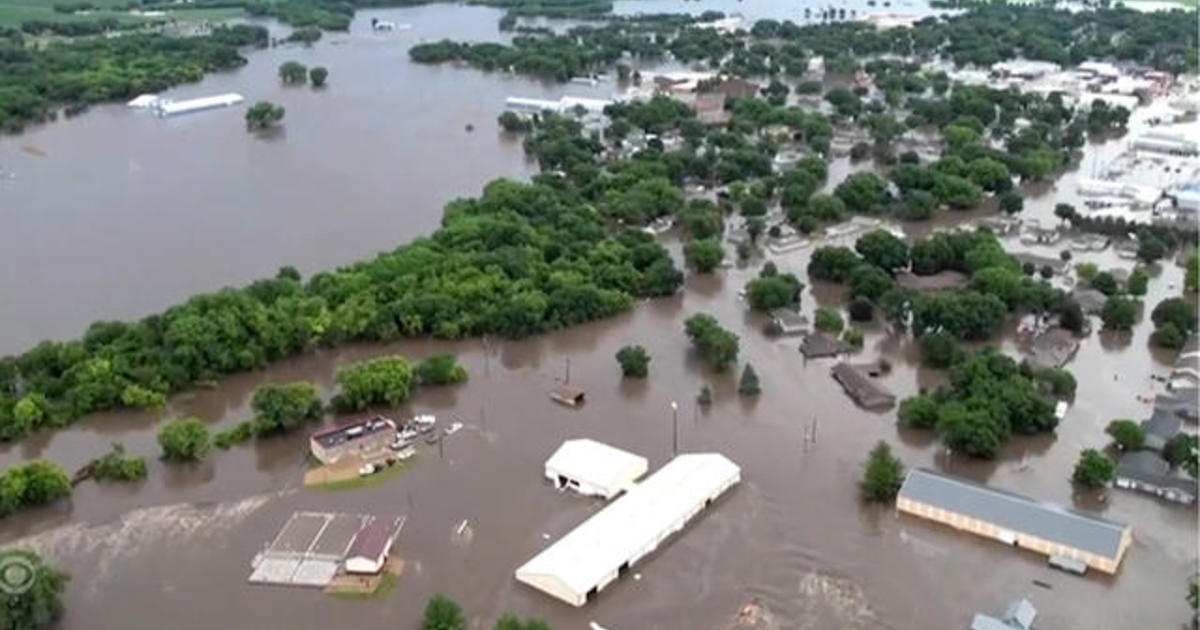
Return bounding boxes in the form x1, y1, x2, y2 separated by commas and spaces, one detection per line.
0, 2, 1196, 630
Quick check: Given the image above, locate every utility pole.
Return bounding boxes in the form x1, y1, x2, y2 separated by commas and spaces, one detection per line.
670, 400, 679, 456
565, 357, 571, 384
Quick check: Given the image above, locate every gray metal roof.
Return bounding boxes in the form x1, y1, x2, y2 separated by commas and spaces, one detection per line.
898, 469, 1129, 560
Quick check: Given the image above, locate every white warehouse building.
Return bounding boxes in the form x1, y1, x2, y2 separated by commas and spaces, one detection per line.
544, 439, 648, 499
516, 453, 740, 606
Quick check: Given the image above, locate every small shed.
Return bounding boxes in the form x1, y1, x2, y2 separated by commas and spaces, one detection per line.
800, 332, 848, 359
550, 383, 586, 407
769, 309, 810, 336
544, 439, 648, 499
344, 518, 398, 575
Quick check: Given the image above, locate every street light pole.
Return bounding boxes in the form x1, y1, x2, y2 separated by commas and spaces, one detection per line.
670, 400, 679, 456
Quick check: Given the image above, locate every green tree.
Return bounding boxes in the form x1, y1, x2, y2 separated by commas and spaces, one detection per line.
855, 230, 909, 271
848, 297, 874, 322
309, 66, 328, 87
898, 394, 939, 429
1075, 262, 1099, 281
998, 190, 1024, 214
1185, 250, 1199, 293
250, 382, 323, 435
91, 443, 147, 483
745, 269, 803, 311
684, 314, 739, 371
834, 172, 890, 214
0, 549, 68, 630
738, 363, 761, 396
1151, 297, 1198, 334
1072, 449, 1116, 487
422, 594, 465, 630
1091, 271, 1119, 296
1105, 419, 1144, 451
1126, 268, 1148, 296
814, 307, 843, 333
746, 216, 766, 244
684, 238, 725, 273
1054, 203, 1076, 223
842, 326, 864, 349
494, 613, 551, 630
1163, 434, 1198, 478
1100, 296, 1136, 330
416, 354, 468, 385
333, 356, 414, 412
279, 60, 308, 84
245, 101, 285, 131
919, 331, 964, 368
1137, 236, 1167, 264
120, 384, 166, 410
615, 345, 650, 378
807, 246, 862, 282
848, 264, 895, 301
497, 111, 531, 133
157, 418, 210, 462
861, 441, 905, 501
679, 200, 723, 239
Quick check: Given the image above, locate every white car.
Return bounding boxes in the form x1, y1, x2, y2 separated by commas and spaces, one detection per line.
358, 463, 377, 477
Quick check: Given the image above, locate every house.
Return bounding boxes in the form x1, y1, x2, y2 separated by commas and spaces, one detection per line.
516, 453, 740, 606
344, 518, 398, 575
693, 92, 730, 126
895, 270, 970, 293
543, 439, 648, 499
800, 332, 848, 359
896, 469, 1132, 574
970, 598, 1045, 630
1140, 406, 1181, 451
769, 309, 810, 336
703, 78, 760, 100
831, 363, 896, 410
309, 416, 396, 465
1114, 451, 1196, 504
550, 383, 586, 407
1155, 389, 1199, 423
1029, 327, 1080, 368
1071, 288, 1108, 314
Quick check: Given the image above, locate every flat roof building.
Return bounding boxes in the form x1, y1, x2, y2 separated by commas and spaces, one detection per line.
516, 453, 740, 606
544, 439, 648, 499
896, 469, 1132, 574
310, 416, 396, 465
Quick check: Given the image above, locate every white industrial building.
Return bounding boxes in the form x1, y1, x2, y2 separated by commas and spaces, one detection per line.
154, 93, 245, 117
544, 439, 648, 499
505, 96, 613, 116
516, 453, 740, 606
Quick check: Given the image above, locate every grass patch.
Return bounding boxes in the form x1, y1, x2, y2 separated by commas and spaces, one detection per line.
310, 459, 409, 491
328, 572, 399, 600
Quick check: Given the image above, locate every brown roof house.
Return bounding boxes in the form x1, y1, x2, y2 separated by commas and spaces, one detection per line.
693, 92, 730, 126
831, 363, 896, 410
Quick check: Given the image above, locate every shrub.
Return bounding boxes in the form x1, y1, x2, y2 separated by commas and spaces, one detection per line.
814, 307, 844, 333
738, 364, 761, 396
416, 354, 469, 385
92, 443, 147, 482
157, 418, 211, 462
1073, 449, 1115, 487
861, 441, 905, 502
615, 345, 650, 378
848, 297, 874, 322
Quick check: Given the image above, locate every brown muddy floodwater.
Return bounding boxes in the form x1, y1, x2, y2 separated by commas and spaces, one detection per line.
0, 2, 1196, 629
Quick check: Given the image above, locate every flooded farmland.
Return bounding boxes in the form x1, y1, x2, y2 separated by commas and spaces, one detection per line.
0, 1, 1197, 629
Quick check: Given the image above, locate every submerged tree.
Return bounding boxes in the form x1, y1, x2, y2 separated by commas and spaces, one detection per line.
278, 60, 308, 84
738, 363, 761, 396
309, 66, 328, 87
422, 594, 465, 630
245, 101, 285, 131
615, 345, 650, 379
1072, 449, 1115, 488
157, 418, 211, 462
861, 441, 905, 502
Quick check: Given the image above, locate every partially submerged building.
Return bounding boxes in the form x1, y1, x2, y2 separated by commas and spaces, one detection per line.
1114, 451, 1196, 505
831, 363, 896, 410
1141, 405, 1181, 451
550, 383, 587, 407
515, 453, 740, 606
1029, 327, 1080, 368
693, 92, 730, 126
896, 469, 1132, 574
800, 332, 849, 359
345, 517, 400, 575
971, 598, 1044, 630
769, 309, 810, 336
544, 439, 648, 499
309, 416, 396, 465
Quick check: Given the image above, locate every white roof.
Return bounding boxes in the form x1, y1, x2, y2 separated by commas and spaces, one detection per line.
544, 439, 648, 494
127, 94, 160, 108
157, 93, 244, 115
517, 453, 740, 603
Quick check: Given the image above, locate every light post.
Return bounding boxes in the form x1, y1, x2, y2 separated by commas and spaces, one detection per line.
670, 400, 679, 456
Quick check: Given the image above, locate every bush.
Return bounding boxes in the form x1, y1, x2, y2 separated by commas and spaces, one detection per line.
0, 460, 72, 517
416, 354, 469, 385
1105, 419, 1144, 451
861, 441, 905, 502
120, 384, 166, 410
91, 443, 147, 482
898, 394, 938, 429
919, 330, 964, 368
615, 345, 650, 378
1073, 449, 1115, 487
1126, 268, 1148, 296
309, 66, 328, 87
422, 594, 465, 630
842, 327, 864, 349
1163, 434, 1198, 478
738, 364, 761, 396
814, 307, 844, 333
214, 421, 254, 449
157, 418, 211, 462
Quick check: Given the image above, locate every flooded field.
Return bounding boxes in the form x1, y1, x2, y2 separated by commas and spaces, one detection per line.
0, 1, 1196, 629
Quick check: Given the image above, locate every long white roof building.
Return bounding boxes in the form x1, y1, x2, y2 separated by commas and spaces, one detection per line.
516, 453, 740, 606
544, 439, 648, 499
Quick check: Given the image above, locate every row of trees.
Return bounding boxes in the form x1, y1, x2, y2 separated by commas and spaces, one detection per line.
278, 60, 329, 87
0, 178, 682, 444
421, 593, 550, 630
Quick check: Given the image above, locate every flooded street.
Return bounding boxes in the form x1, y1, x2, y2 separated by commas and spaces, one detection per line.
0, 1, 1196, 629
